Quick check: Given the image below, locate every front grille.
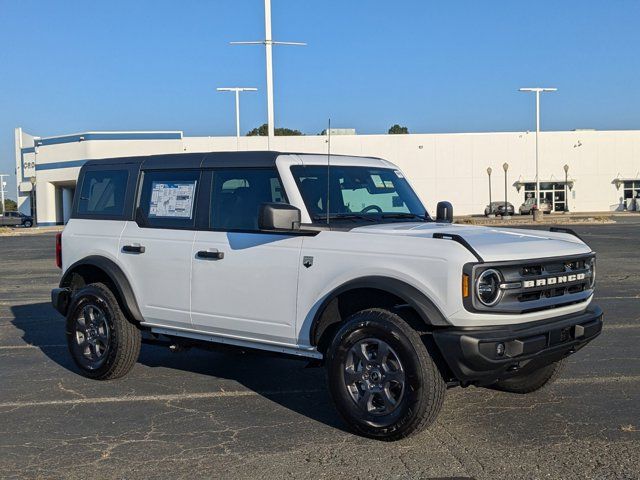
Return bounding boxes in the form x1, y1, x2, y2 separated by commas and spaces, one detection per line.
466, 253, 595, 314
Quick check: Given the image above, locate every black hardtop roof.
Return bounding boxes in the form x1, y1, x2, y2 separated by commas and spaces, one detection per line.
83, 151, 283, 170
82, 150, 384, 171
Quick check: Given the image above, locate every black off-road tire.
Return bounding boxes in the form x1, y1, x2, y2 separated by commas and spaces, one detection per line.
66, 282, 141, 380
490, 358, 567, 394
326, 308, 445, 441
23, 220, 33, 228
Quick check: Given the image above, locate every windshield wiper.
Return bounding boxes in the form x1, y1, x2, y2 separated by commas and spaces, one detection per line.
312, 213, 378, 223
381, 213, 428, 221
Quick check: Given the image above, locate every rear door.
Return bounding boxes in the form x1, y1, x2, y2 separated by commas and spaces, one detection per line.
63, 163, 138, 270
118, 169, 201, 330
190, 167, 303, 345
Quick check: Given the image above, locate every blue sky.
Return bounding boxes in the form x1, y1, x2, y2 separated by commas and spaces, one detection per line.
1, 0, 639, 198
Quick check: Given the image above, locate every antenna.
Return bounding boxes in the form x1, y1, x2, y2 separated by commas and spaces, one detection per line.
326, 119, 331, 225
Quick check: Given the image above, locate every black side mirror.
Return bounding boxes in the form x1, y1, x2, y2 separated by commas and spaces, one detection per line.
436, 201, 453, 223
258, 203, 301, 231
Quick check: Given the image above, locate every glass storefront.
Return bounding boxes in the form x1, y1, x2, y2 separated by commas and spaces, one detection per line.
523, 182, 570, 212
623, 181, 640, 200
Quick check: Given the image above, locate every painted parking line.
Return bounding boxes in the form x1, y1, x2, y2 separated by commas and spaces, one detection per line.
604, 323, 640, 330
555, 375, 640, 385
0, 388, 324, 409
596, 296, 640, 300
0, 376, 637, 410
0, 344, 66, 350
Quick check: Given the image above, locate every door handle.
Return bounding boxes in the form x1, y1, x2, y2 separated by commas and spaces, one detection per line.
196, 249, 224, 260
122, 244, 145, 254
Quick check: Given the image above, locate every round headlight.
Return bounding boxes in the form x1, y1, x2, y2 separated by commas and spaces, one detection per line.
476, 269, 502, 306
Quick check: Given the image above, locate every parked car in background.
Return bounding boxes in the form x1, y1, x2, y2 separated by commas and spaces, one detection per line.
519, 197, 552, 215
0, 211, 33, 227
484, 201, 515, 217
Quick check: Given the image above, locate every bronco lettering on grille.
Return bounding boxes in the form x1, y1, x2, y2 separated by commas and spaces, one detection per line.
522, 273, 586, 289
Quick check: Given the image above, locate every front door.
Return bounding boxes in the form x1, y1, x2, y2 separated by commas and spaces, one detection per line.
190, 168, 302, 345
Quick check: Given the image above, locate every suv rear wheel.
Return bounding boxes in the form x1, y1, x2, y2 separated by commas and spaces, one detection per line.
326, 308, 445, 440
66, 282, 141, 380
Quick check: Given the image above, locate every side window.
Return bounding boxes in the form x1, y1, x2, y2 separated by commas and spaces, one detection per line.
138, 170, 200, 229
211, 168, 286, 231
78, 169, 129, 217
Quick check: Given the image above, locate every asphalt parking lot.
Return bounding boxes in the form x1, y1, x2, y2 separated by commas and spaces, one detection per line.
0, 222, 638, 480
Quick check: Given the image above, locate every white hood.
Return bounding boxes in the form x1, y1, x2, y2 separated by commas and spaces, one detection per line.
351, 222, 592, 262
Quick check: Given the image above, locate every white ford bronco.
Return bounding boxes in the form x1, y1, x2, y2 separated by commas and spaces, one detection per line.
52, 151, 602, 440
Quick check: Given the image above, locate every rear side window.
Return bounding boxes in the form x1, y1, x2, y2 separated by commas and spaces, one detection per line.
138, 170, 200, 229
211, 168, 286, 231
78, 169, 129, 217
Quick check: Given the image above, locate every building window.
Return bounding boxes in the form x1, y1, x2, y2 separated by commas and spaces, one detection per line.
623, 181, 640, 200
523, 182, 569, 212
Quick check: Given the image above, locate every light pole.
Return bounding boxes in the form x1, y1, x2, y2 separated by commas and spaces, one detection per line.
231, 0, 306, 149
519, 87, 557, 208
564, 164, 570, 213
486, 167, 493, 216
503, 162, 510, 219
29, 176, 37, 224
0, 174, 8, 215
217, 87, 258, 139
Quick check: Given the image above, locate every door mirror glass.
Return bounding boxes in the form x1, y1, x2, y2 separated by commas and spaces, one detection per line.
258, 203, 301, 231
436, 201, 453, 223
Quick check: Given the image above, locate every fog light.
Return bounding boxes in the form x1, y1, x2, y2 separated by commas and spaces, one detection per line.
496, 342, 506, 357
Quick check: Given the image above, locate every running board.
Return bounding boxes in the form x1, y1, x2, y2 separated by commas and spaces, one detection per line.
148, 326, 323, 360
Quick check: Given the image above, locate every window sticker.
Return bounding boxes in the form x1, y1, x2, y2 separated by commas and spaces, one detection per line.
394, 170, 405, 179
371, 174, 386, 189
149, 181, 196, 218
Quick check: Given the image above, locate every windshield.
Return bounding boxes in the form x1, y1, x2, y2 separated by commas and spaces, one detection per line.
291, 165, 427, 223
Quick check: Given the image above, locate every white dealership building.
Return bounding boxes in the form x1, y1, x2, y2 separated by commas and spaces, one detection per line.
14, 127, 640, 225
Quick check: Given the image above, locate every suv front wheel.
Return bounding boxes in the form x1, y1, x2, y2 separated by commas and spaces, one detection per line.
66, 282, 141, 380
326, 308, 445, 440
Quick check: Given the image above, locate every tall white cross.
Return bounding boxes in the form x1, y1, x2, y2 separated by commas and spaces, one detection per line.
231, 0, 306, 149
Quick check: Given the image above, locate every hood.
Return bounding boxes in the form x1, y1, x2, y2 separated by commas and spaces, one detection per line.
351, 222, 591, 262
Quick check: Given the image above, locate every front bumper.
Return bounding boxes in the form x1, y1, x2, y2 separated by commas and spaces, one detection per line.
432, 305, 603, 386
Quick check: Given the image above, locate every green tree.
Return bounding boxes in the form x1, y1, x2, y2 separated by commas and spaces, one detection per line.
388, 124, 409, 134
2, 198, 17, 213
246, 124, 303, 136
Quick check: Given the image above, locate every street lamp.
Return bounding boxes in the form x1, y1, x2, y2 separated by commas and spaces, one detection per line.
0, 175, 8, 216
217, 87, 258, 139
486, 167, 493, 217
503, 162, 510, 219
564, 164, 570, 213
519, 87, 557, 208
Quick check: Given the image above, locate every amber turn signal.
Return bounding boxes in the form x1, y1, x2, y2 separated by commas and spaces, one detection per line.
462, 273, 470, 298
